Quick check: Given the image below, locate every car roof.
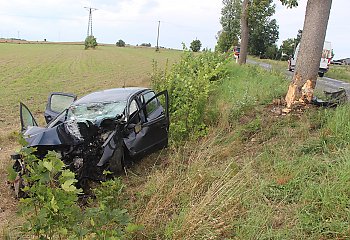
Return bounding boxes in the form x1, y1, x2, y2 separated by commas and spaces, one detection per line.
73, 87, 149, 105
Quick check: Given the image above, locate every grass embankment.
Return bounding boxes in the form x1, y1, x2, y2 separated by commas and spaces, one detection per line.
124, 62, 350, 239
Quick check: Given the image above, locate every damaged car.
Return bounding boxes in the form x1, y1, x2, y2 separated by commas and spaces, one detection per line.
11, 87, 169, 194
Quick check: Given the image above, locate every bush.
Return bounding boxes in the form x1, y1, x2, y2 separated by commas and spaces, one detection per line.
16, 146, 139, 239
116, 39, 126, 47
140, 43, 151, 47
190, 39, 202, 52
85, 35, 97, 49
151, 51, 228, 143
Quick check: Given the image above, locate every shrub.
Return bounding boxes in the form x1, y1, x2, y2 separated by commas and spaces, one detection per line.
190, 39, 202, 52
140, 43, 151, 47
16, 145, 139, 239
116, 39, 126, 47
85, 35, 97, 49
151, 50, 228, 143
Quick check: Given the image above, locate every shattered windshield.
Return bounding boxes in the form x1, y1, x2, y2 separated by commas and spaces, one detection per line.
67, 101, 126, 122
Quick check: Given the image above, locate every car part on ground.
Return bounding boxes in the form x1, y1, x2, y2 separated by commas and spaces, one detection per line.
312, 88, 347, 108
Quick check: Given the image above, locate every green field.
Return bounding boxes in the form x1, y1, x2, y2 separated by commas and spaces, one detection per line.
0, 43, 182, 135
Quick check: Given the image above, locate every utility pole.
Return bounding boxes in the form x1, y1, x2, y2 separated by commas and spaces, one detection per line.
84, 7, 98, 37
156, 21, 160, 52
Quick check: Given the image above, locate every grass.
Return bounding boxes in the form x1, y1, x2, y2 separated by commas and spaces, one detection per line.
326, 65, 350, 82
120, 62, 350, 239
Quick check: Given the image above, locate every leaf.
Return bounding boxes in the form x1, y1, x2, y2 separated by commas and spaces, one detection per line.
90, 217, 95, 227
51, 196, 59, 212
61, 179, 77, 192
43, 161, 53, 172
7, 165, 17, 182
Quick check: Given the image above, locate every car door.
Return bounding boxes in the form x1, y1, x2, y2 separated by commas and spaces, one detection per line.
44, 92, 77, 124
20, 102, 38, 132
124, 90, 169, 156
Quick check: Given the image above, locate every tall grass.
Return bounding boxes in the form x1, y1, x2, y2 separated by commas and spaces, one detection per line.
124, 59, 350, 239
326, 65, 350, 82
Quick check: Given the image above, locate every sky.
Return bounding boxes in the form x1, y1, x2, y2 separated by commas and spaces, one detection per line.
0, 0, 349, 59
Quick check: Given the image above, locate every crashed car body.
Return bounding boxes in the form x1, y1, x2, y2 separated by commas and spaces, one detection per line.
13, 87, 169, 187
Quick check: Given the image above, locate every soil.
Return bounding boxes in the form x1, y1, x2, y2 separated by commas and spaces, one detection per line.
0, 143, 19, 231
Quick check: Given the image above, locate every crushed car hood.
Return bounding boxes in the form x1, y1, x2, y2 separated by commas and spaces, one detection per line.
24, 122, 82, 147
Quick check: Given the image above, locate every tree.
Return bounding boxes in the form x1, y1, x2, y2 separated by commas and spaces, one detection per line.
219, 0, 241, 52
265, 44, 279, 60
280, 38, 296, 57
116, 39, 126, 47
285, 0, 333, 108
280, 30, 302, 58
216, 30, 238, 53
221, 0, 279, 61
248, 19, 279, 57
84, 36, 97, 49
190, 39, 202, 52
239, 0, 249, 64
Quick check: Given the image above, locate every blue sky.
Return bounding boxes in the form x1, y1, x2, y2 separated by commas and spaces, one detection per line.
0, 0, 349, 59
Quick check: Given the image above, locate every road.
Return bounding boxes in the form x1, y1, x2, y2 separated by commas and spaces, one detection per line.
247, 59, 350, 95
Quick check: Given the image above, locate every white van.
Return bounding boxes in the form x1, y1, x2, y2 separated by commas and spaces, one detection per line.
288, 41, 332, 77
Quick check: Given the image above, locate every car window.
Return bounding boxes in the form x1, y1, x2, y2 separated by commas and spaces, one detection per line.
66, 101, 126, 123
142, 91, 160, 115
50, 95, 75, 113
129, 99, 138, 116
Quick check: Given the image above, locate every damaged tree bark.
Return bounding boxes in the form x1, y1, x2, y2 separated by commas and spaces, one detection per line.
285, 0, 332, 109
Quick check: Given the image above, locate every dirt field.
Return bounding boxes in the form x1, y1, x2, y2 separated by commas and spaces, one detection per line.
0, 42, 182, 232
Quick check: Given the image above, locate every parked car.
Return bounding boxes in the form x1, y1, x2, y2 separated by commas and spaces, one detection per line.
12, 87, 169, 195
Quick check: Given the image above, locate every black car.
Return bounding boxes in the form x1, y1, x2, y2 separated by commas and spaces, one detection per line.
13, 87, 169, 194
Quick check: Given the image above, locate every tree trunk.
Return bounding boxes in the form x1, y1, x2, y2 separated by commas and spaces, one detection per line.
238, 0, 249, 65
285, 0, 332, 108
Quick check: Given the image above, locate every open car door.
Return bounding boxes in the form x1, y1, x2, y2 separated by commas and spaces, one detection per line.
124, 90, 169, 156
44, 92, 77, 124
20, 102, 38, 132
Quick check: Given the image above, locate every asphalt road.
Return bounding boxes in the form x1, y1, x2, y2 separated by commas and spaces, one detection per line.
247, 59, 350, 95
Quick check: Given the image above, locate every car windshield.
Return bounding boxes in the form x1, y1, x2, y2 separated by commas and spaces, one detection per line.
67, 101, 126, 122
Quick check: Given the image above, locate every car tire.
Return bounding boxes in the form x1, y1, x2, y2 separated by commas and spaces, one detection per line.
318, 72, 325, 78
109, 146, 124, 174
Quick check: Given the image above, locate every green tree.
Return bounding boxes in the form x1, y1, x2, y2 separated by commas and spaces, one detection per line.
219, 0, 241, 52
85, 35, 97, 49
239, 0, 298, 63
280, 38, 296, 57
216, 30, 238, 53
265, 44, 279, 60
220, 0, 279, 61
116, 39, 126, 47
190, 39, 202, 52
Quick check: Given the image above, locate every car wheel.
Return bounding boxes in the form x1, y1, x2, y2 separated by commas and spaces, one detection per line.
318, 72, 325, 78
109, 146, 124, 174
